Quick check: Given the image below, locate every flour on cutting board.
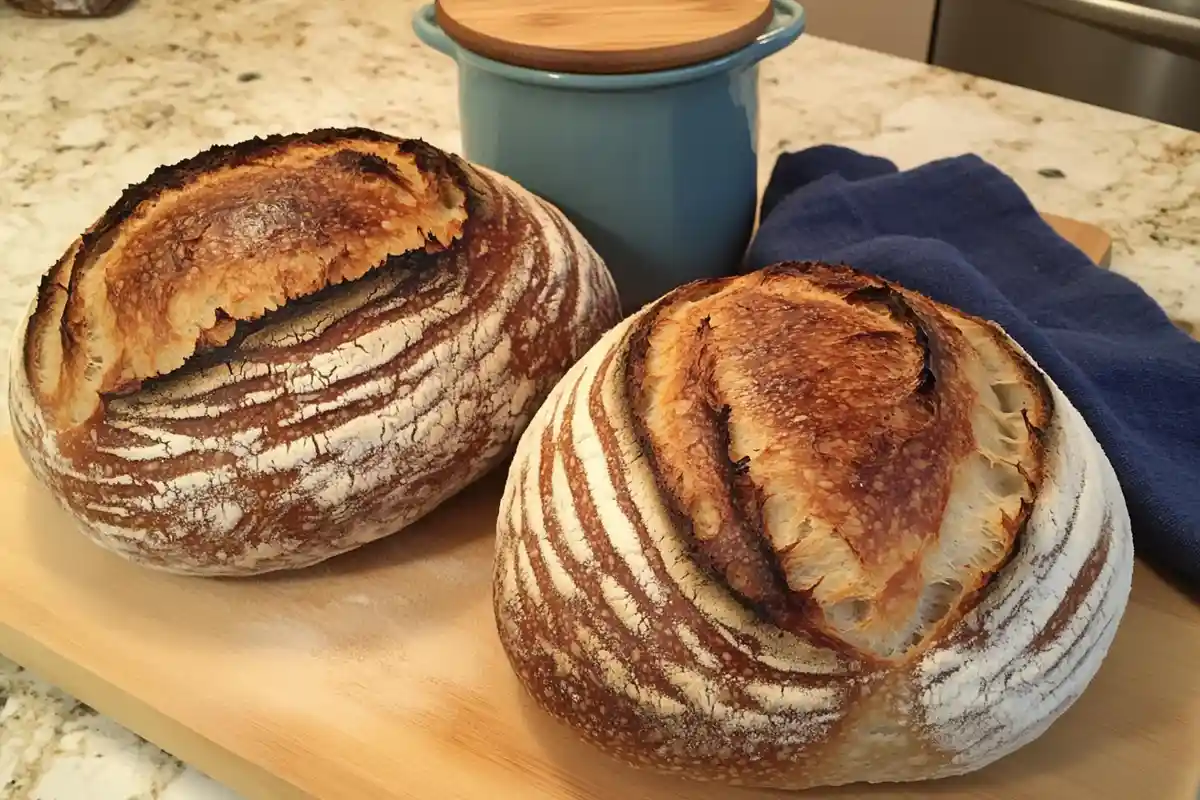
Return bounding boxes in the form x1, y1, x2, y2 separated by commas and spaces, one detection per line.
224, 543, 495, 726
226, 617, 494, 727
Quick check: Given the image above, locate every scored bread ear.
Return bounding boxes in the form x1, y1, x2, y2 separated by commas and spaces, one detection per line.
624, 264, 1050, 662
25, 130, 469, 429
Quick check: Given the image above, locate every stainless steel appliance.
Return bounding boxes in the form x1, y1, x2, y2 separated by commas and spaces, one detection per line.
931, 0, 1200, 131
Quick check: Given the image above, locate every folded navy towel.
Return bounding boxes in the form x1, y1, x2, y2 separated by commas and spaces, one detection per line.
746, 145, 1200, 591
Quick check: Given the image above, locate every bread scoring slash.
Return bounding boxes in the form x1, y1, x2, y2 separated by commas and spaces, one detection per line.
494, 262, 1134, 789
10, 128, 621, 576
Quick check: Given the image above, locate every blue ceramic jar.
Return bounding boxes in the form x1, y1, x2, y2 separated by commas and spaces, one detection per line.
414, 1, 806, 314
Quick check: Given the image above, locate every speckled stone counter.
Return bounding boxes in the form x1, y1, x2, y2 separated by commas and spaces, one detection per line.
0, 0, 1196, 796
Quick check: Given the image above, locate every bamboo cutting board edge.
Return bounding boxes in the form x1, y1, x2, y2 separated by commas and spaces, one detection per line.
0, 623, 311, 800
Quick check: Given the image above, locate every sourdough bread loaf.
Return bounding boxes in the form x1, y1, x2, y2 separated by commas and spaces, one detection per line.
10, 128, 620, 576
494, 262, 1133, 789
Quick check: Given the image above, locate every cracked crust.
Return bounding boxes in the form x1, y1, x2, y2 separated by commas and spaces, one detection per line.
624, 263, 1050, 662
10, 129, 621, 576
493, 262, 1133, 789
26, 128, 471, 429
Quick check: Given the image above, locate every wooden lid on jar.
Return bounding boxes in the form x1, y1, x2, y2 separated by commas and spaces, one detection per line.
434, 0, 775, 74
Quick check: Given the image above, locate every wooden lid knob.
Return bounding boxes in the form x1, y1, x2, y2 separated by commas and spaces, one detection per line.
434, 0, 775, 74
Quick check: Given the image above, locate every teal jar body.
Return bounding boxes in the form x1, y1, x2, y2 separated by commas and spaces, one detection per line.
414, 2, 805, 315
459, 66, 761, 313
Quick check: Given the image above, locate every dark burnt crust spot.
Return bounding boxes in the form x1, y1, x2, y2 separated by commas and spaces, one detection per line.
844, 284, 937, 395
327, 149, 414, 189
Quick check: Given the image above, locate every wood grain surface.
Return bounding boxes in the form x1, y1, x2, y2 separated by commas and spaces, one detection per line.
0, 217, 1193, 800
1042, 213, 1113, 266
434, 0, 774, 73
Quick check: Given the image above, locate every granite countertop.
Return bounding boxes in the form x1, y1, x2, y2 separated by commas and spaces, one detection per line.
0, 0, 1197, 797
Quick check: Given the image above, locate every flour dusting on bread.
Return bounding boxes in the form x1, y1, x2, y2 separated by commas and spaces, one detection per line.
10, 129, 621, 576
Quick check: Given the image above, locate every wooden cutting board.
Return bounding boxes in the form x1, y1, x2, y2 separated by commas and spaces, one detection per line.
1042, 212, 1113, 266
434, 0, 775, 73
2, 216, 1195, 800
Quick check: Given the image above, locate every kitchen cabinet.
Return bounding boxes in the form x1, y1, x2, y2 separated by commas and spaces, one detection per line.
798, 0, 937, 61
932, 0, 1200, 131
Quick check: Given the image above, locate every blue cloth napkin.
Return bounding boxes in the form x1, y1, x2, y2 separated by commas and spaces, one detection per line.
746, 145, 1200, 591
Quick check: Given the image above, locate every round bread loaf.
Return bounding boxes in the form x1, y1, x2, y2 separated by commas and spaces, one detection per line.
10, 127, 620, 576
494, 262, 1133, 789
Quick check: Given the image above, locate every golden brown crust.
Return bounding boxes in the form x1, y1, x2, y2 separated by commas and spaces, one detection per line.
26, 128, 470, 429
623, 263, 1050, 661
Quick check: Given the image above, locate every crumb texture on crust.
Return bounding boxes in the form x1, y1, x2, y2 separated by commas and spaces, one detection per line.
10, 134, 621, 576
493, 261, 1133, 789
25, 128, 470, 429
